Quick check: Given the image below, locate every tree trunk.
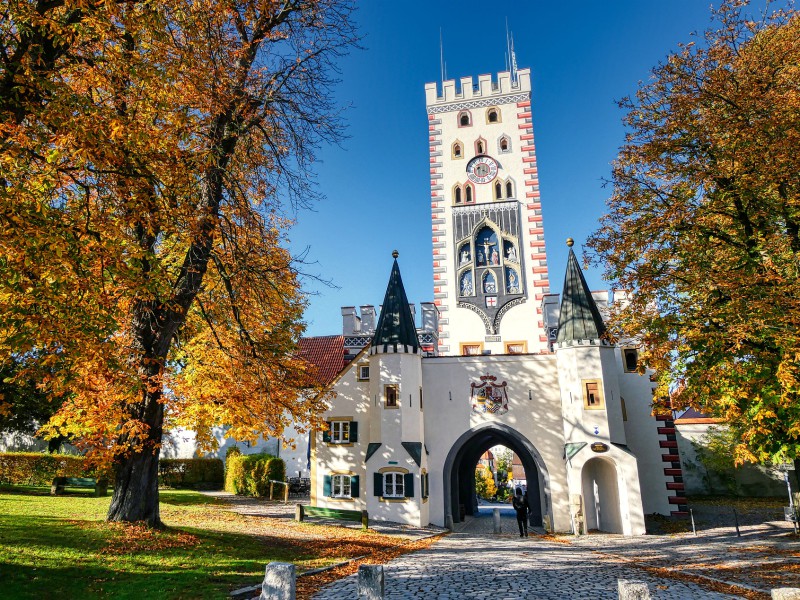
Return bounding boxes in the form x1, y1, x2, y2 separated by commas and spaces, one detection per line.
107, 442, 163, 527
106, 361, 167, 527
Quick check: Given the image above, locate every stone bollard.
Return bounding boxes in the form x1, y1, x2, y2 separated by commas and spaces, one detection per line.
260, 562, 295, 600
358, 564, 384, 600
618, 579, 650, 600
773, 589, 800, 599
493, 508, 501, 533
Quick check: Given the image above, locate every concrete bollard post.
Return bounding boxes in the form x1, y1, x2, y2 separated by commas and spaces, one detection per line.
493, 508, 501, 533
618, 579, 650, 599
260, 562, 295, 600
772, 589, 800, 599
358, 564, 384, 600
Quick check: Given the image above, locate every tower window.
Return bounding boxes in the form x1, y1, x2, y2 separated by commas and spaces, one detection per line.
506, 181, 514, 197
583, 380, 604, 410
458, 111, 471, 127
385, 385, 399, 408
460, 343, 483, 356
488, 110, 498, 122
486, 107, 501, 123
623, 348, 639, 372
465, 184, 473, 203
453, 143, 462, 158
454, 186, 462, 204
477, 141, 484, 154
499, 135, 510, 153
495, 182, 502, 199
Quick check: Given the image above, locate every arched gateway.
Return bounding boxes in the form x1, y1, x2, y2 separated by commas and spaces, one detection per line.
443, 423, 551, 527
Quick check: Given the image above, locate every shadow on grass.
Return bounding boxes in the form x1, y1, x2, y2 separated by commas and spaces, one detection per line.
1, 513, 295, 599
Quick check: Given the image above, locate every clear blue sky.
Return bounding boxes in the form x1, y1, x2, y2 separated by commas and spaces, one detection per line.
289, 1, 775, 337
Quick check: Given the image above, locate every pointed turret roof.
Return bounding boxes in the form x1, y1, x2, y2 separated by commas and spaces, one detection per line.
556, 239, 607, 344
371, 251, 420, 354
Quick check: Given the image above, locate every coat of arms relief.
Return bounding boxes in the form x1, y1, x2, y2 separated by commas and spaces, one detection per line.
470, 374, 509, 414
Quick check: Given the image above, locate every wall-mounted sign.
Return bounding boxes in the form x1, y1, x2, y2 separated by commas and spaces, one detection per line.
591, 442, 609, 453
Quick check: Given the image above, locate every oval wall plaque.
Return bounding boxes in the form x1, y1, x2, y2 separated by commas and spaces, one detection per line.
591, 442, 609, 453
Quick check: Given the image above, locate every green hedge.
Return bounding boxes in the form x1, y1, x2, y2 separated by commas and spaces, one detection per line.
0, 452, 87, 485
158, 458, 224, 490
224, 452, 285, 497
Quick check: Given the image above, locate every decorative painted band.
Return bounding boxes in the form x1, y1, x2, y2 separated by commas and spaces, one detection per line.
667, 496, 687, 504
657, 427, 675, 435
666, 482, 685, 490
659, 440, 678, 448
520, 134, 534, 140
516, 101, 531, 108
517, 112, 532, 119
661, 454, 680, 462
663, 468, 682, 476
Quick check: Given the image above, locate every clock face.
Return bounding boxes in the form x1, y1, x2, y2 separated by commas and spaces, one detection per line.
466, 155, 499, 184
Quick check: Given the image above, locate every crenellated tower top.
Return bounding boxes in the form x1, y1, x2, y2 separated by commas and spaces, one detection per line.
425, 68, 531, 109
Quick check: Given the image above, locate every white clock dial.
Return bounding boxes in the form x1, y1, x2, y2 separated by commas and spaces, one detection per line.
466, 156, 499, 184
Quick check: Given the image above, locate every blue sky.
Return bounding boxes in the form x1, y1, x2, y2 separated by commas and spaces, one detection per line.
289, 1, 772, 337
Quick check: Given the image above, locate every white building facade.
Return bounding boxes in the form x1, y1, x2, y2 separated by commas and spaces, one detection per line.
310, 69, 684, 535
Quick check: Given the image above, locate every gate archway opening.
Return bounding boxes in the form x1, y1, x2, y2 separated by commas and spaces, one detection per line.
581, 457, 623, 533
442, 422, 551, 527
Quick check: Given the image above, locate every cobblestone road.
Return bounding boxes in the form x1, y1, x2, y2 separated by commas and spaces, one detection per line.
312, 515, 744, 600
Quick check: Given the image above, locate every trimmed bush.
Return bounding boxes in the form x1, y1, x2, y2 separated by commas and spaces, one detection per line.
0, 452, 86, 485
159, 458, 224, 490
224, 453, 285, 497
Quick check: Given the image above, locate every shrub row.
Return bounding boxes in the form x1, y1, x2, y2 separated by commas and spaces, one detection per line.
224, 448, 285, 497
0, 452, 87, 485
158, 458, 224, 490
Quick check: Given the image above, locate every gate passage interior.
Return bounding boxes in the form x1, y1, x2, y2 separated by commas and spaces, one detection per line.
442, 422, 550, 526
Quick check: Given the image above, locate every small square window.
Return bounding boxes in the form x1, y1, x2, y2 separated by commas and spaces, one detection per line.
461, 343, 483, 356
358, 365, 370, 381
385, 385, 399, 408
383, 472, 404, 498
583, 380, 604, 410
623, 348, 639, 373
505, 341, 526, 354
331, 474, 351, 498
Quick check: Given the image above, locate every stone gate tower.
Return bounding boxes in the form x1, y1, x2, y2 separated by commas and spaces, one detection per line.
424, 68, 551, 356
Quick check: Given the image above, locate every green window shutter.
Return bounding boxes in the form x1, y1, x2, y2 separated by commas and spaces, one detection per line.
350, 475, 360, 498
349, 421, 358, 443
322, 425, 331, 443
404, 473, 414, 498
323, 475, 332, 497
373, 472, 383, 497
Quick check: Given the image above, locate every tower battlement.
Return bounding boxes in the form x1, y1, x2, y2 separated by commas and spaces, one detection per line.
424, 68, 531, 107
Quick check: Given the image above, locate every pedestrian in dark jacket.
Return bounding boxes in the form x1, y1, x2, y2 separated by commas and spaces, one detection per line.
512, 487, 529, 537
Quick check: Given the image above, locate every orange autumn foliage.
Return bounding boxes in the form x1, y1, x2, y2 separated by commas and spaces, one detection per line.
0, 1, 357, 524
589, 1, 800, 464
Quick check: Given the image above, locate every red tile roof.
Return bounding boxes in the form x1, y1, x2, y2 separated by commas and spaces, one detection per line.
674, 407, 722, 425
298, 335, 346, 386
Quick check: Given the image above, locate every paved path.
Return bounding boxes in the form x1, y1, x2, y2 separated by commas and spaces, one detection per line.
311, 528, 742, 599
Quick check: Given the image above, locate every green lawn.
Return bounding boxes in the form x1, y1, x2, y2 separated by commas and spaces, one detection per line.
0, 486, 343, 599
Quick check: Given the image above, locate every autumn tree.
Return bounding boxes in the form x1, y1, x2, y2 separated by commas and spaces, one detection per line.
588, 1, 800, 467
0, 0, 356, 526
475, 464, 497, 500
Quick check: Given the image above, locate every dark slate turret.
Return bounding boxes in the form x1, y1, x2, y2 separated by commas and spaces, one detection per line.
556, 239, 607, 344
371, 251, 420, 354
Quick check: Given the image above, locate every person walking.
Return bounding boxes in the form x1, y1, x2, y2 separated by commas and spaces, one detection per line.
512, 487, 529, 537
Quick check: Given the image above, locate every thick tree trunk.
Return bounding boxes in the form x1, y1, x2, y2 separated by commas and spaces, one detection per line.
107, 445, 163, 527
106, 359, 167, 527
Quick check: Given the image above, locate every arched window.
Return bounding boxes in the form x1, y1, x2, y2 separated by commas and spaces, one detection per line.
453, 142, 462, 158
498, 135, 511, 153
465, 184, 473, 203
488, 110, 498, 123
458, 111, 471, 127
475, 137, 486, 155
486, 107, 501, 123
506, 180, 513, 198
454, 186, 462, 204
477, 141, 484, 154
495, 182, 502, 199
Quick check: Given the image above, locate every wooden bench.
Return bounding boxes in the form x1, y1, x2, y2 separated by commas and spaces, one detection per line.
295, 504, 368, 529
51, 476, 108, 497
